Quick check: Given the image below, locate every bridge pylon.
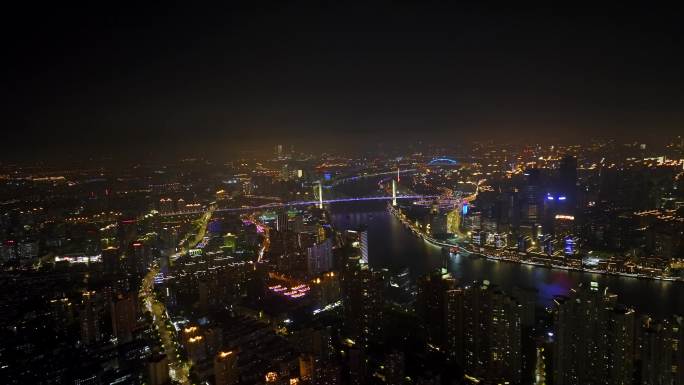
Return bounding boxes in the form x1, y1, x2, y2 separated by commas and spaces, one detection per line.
315, 181, 323, 209
392, 179, 397, 206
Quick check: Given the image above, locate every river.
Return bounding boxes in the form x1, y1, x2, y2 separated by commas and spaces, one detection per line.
328, 179, 684, 319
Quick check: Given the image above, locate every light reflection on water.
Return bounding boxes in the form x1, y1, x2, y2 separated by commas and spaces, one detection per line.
329, 200, 684, 318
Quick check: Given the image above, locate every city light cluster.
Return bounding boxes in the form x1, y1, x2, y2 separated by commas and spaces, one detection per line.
268, 284, 311, 298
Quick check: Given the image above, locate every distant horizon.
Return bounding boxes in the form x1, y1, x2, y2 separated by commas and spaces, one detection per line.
0, 134, 681, 166
3, 3, 682, 159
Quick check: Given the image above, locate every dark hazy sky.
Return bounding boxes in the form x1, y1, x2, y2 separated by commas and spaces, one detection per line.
3, 2, 683, 159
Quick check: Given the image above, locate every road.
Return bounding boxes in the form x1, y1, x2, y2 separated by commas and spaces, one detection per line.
139, 204, 217, 383
140, 264, 191, 384
172, 204, 216, 261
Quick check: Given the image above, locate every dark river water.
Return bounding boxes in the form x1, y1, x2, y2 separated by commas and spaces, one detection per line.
328, 180, 684, 318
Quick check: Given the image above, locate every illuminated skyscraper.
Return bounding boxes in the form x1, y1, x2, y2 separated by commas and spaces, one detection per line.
446, 208, 461, 234
461, 281, 522, 384
359, 228, 369, 264
186, 335, 207, 363
445, 288, 464, 364
182, 325, 201, 345
299, 353, 314, 381
316, 223, 327, 243
307, 238, 333, 276
222, 233, 237, 252
551, 282, 637, 385
608, 308, 635, 383
523, 168, 541, 224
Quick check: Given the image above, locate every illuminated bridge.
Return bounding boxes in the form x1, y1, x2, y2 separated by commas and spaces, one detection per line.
427, 157, 459, 166
161, 194, 437, 216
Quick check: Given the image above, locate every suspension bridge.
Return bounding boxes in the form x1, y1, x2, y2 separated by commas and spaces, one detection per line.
161, 177, 432, 216
159, 162, 472, 217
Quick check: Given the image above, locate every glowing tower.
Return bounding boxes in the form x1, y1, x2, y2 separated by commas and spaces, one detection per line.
315, 181, 323, 209
392, 179, 397, 206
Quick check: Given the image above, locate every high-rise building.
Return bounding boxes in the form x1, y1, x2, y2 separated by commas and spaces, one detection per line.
147, 354, 170, 385
512, 286, 538, 383
204, 326, 223, 357
101, 246, 120, 274
117, 219, 138, 249
50, 297, 74, 334
80, 294, 101, 345
198, 280, 211, 314
131, 240, 154, 273
186, 335, 207, 363
416, 269, 456, 349
345, 228, 369, 264
159, 198, 174, 214
348, 348, 366, 385
461, 281, 522, 384
675, 317, 684, 385
523, 168, 541, 224
316, 223, 327, 243
558, 155, 578, 208
314, 361, 342, 385
280, 163, 290, 181
359, 228, 369, 264
384, 351, 405, 385
299, 353, 314, 381
307, 238, 333, 276
639, 318, 681, 385
342, 261, 384, 345
0, 240, 17, 262
445, 288, 464, 364
182, 325, 201, 346
551, 282, 636, 385
314, 271, 341, 308
276, 210, 288, 232
429, 212, 448, 235
111, 293, 137, 343
446, 208, 461, 235
214, 351, 239, 385
608, 308, 635, 384
293, 214, 305, 233
222, 233, 237, 252
17, 239, 38, 260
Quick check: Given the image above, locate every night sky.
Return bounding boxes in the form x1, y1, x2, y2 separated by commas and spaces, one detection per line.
3, 2, 683, 159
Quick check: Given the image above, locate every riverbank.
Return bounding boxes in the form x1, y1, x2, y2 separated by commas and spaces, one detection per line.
388, 202, 682, 284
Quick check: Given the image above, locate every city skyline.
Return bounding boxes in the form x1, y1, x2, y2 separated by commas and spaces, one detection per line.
2, 3, 684, 384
